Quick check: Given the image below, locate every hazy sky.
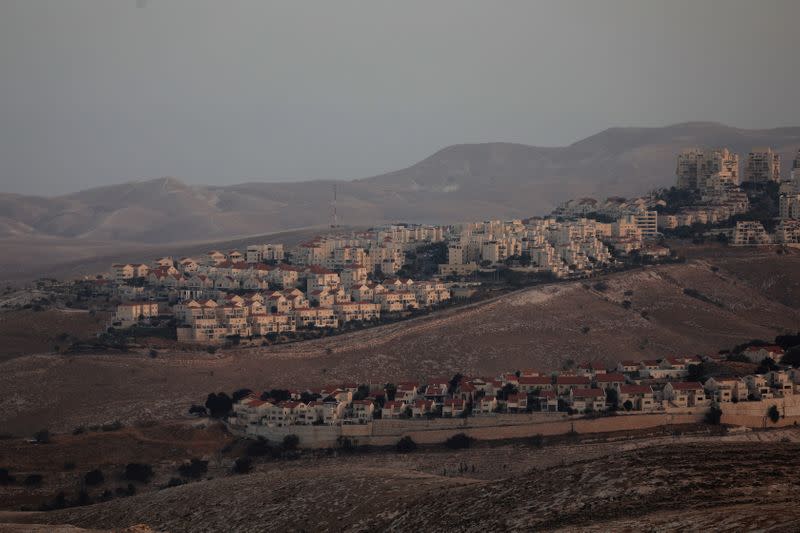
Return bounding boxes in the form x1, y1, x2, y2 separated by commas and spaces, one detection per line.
1, 0, 798, 196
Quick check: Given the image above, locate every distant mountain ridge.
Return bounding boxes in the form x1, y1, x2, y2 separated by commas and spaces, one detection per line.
2, 122, 799, 243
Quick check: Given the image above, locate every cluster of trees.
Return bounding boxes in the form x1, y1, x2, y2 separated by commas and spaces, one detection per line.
178, 458, 208, 479
205, 392, 234, 418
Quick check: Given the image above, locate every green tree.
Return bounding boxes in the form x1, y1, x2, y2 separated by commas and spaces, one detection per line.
205, 392, 233, 418
385, 383, 397, 401
606, 388, 619, 411
767, 405, 780, 424
705, 405, 722, 425
780, 346, 800, 367
282, 434, 300, 451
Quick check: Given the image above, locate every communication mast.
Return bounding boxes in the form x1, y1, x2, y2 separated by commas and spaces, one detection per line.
330, 183, 339, 229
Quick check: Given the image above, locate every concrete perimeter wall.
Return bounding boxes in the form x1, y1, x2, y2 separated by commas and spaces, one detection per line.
231, 397, 800, 448
721, 395, 800, 428
233, 412, 703, 448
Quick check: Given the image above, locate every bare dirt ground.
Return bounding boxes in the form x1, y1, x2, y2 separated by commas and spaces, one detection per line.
0, 421, 232, 511
0, 309, 110, 363
2, 426, 800, 532
2, 249, 800, 435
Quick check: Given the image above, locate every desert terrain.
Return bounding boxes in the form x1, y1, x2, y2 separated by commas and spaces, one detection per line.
1, 246, 799, 436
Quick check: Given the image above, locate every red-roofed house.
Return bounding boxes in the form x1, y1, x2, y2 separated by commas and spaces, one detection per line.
442, 398, 466, 417
594, 373, 626, 389
555, 375, 591, 394
412, 399, 435, 418
532, 390, 559, 412
617, 385, 657, 411
350, 399, 375, 422
381, 400, 407, 419
742, 345, 785, 364
518, 376, 553, 393
577, 362, 607, 376
616, 360, 640, 373
569, 388, 606, 412
473, 395, 498, 415
506, 393, 528, 412
662, 382, 708, 408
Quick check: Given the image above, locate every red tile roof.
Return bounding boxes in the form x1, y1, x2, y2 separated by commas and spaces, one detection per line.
519, 375, 551, 384
556, 376, 591, 385
669, 382, 703, 391
619, 385, 653, 395
572, 388, 605, 398
595, 373, 626, 382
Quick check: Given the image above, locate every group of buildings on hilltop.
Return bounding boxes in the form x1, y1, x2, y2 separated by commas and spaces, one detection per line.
229, 344, 797, 434
110, 225, 452, 342
675, 147, 785, 192
438, 214, 667, 280
672, 147, 800, 246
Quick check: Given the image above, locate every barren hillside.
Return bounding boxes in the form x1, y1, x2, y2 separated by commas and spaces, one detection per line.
4, 428, 800, 532
2, 123, 799, 245
1, 248, 799, 435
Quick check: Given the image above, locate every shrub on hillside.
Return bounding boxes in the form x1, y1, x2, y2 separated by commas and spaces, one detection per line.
178, 458, 208, 479
246, 437, 274, 458
124, 463, 153, 483
84, 469, 104, 486
282, 434, 300, 451
101, 420, 123, 432
0, 468, 15, 485
164, 477, 185, 488
188, 404, 207, 416
231, 388, 253, 403
24, 474, 43, 486
233, 457, 252, 474
444, 433, 473, 450
396, 436, 417, 453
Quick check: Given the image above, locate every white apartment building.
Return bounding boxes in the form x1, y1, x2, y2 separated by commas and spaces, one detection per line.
732, 221, 771, 246
245, 244, 284, 263
744, 147, 781, 184
676, 148, 739, 192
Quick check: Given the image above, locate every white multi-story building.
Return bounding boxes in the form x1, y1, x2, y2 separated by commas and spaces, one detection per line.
744, 147, 781, 184
732, 221, 771, 246
676, 148, 739, 192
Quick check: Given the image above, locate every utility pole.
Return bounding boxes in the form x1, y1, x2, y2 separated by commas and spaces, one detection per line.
330, 183, 339, 229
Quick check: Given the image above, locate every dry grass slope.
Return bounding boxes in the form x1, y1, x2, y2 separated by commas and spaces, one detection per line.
1, 248, 799, 435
